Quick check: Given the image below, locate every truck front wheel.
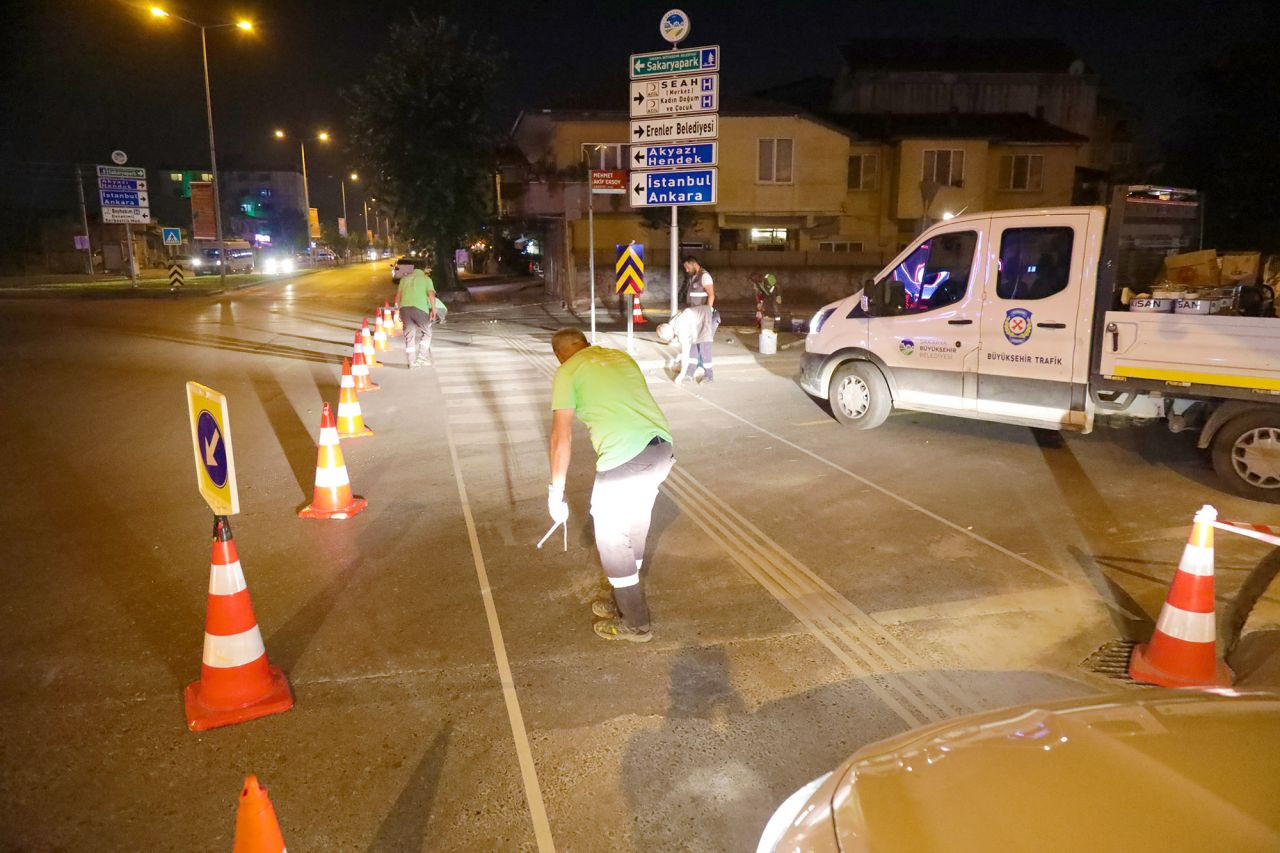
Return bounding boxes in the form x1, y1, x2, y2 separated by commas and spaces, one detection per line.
828, 362, 891, 429
1211, 411, 1280, 502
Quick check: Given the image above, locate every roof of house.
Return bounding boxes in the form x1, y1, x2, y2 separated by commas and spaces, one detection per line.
822, 111, 1088, 144
840, 39, 1086, 75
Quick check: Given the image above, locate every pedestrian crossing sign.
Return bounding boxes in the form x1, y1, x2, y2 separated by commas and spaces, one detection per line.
615, 243, 644, 295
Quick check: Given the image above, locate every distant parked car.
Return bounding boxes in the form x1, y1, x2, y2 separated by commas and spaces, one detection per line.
314, 248, 336, 263
391, 256, 428, 282
757, 689, 1280, 853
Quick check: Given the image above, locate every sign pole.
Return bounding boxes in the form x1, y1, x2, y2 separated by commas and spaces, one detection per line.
75, 165, 93, 275
588, 169, 597, 345
124, 223, 138, 287
669, 35, 680, 324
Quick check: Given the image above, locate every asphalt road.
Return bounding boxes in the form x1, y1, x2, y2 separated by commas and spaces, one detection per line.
1, 262, 1277, 850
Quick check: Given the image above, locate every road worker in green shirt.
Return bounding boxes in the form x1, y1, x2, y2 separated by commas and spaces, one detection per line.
547, 328, 675, 642
394, 267, 446, 367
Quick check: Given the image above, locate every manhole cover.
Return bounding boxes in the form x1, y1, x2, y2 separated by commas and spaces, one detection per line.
1081, 639, 1148, 684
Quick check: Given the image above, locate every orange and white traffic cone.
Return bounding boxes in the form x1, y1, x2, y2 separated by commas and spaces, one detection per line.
631, 294, 648, 325
373, 312, 389, 353
336, 358, 373, 438
351, 334, 379, 392
183, 518, 293, 731
361, 319, 379, 368
299, 402, 368, 520
393, 306, 403, 332
233, 775, 286, 853
1129, 504, 1233, 688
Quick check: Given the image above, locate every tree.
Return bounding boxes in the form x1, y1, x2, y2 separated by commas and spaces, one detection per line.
343, 16, 502, 290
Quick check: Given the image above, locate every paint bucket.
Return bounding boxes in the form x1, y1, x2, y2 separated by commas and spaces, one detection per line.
759, 328, 777, 356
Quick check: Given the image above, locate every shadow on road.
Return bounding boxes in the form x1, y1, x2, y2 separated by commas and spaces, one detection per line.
250, 370, 318, 504
368, 722, 453, 852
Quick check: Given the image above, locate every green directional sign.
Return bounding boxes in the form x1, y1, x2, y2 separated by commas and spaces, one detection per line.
630, 44, 720, 79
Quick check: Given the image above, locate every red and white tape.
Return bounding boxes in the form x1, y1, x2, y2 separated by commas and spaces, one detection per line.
1214, 519, 1280, 548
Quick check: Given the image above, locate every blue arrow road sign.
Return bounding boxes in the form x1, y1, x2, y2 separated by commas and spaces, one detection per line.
632, 143, 718, 168
196, 411, 228, 488
98, 177, 147, 191
630, 168, 718, 207
99, 190, 149, 207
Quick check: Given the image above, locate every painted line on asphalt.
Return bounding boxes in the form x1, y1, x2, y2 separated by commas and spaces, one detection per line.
679, 386, 1140, 618
664, 467, 978, 726
502, 333, 977, 726
436, 366, 556, 853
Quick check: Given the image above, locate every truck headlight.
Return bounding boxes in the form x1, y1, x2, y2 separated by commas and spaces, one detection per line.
264, 258, 279, 274
756, 772, 832, 853
192, 258, 202, 267
281, 258, 295, 273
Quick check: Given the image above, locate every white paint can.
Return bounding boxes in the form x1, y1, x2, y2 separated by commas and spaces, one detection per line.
759, 328, 777, 355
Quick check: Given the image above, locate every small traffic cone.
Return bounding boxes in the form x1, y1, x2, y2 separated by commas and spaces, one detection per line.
299, 402, 368, 520
233, 775, 286, 853
336, 358, 373, 438
393, 306, 403, 331
361, 319, 379, 368
631, 294, 648, 325
373, 312, 389, 353
1129, 505, 1233, 688
351, 334, 379, 392
384, 306, 398, 341
184, 518, 293, 731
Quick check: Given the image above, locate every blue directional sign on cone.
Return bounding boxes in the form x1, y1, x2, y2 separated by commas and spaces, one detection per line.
630, 168, 718, 208
186, 381, 239, 515
197, 412, 228, 487
615, 244, 645, 295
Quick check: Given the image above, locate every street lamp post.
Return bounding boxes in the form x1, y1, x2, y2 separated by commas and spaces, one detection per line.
274, 129, 330, 259
149, 7, 253, 289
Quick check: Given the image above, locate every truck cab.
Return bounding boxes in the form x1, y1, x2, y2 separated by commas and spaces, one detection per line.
801, 206, 1105, 432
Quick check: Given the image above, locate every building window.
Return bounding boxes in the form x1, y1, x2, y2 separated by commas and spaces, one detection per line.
818, 240, 864, 252
758, 138, 794, 184
923, 149, 964, 187
998, 155, 1044, 191
170, 172, 183, 182
847, 154, 878, 190
996, 227, 1074, 300
586, 144, 625, 170
750, 227, 788, 250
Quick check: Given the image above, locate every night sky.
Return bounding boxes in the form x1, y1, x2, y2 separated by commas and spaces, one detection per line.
2, 0, 1269, 218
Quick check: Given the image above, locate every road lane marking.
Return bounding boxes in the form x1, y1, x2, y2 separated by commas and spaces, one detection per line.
437, 371, 556, 853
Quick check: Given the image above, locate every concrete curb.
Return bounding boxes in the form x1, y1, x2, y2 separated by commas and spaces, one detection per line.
0, 269, 320, 300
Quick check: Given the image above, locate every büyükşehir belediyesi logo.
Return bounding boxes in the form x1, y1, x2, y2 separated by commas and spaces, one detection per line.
661, 12, 688, 41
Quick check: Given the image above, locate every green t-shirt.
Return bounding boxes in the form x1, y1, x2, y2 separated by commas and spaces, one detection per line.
397, 270, 445, 314
551, 345, 673, 470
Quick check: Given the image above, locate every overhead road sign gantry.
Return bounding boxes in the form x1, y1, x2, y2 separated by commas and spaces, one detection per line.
630, 114, 718, 145
632, 142, 717, 168
629, 73, 719, 118
630, 168, 718, 207
186, 381, 239, 516
630, 44, 719, 79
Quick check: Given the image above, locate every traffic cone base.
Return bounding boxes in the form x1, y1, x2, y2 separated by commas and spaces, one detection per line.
299, 496, 367, 520
185, 665, 293, 732
1128, 504, 1234, 688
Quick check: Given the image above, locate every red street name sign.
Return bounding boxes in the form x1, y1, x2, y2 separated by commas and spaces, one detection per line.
591, 170, 628, 195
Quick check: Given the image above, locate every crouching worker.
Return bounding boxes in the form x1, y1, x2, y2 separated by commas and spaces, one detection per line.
656, 303, 719, 385
547, 328, 676, 642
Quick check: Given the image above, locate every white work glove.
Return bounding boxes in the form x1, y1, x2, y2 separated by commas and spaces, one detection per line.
547, 484, 569, 524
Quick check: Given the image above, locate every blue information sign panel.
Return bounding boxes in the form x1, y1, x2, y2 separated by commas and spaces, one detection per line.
629, 168, 718, 207
631, 142, 718, 168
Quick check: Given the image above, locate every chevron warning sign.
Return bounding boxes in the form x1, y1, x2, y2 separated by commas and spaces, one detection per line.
615, 243, 644, 295
168, 263, 185, 291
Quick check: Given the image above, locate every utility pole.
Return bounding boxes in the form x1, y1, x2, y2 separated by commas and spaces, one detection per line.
669, 39, 680, 321
199, 25, 227, 290
74, 165, 93, 275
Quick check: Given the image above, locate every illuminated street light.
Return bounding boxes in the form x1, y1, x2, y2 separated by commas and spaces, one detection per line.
145, 7, 255, 287
274, 130, 333, 257
350, 172, 359, 181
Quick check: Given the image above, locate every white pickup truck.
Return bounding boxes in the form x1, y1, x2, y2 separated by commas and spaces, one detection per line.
800, 186, 1280, 501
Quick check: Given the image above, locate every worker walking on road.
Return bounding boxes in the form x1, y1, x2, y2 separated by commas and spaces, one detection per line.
394, 266, 446, 367
547, 328, 675, 642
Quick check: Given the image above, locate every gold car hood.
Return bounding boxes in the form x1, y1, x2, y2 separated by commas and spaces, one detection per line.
831, 690, 1280, 852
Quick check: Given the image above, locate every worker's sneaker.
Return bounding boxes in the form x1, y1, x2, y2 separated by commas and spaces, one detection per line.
593, 618, 652, 643
591, 596, 619, 619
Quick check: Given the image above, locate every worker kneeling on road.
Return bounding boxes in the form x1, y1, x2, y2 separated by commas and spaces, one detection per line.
395, 266, 446, 368
547, 328, 676, 643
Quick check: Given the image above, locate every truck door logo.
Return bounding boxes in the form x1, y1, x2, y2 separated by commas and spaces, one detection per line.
1003, 308, 1033, 346
899, 338, 915, 356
